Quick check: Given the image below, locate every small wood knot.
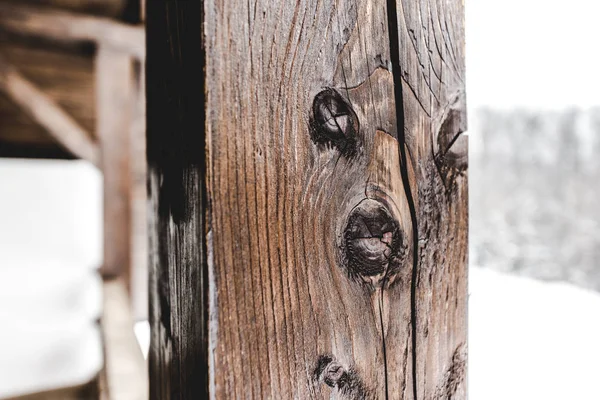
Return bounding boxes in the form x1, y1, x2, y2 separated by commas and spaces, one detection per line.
313, 355, 372, 399
314, 355, 348, 388
342, 199, 406, 286
310, 88, 359, 157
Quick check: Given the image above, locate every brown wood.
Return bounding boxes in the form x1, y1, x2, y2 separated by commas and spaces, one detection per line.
390, 1, 468, 398
2, 0, 126, 18
0, 40, 94, 158
0, 52, 98, 165
148, 0, 467, 398
130, 61, 147, 319
96, 45, 134, 279
0, 42, 95, 151
0, 3, 144, 60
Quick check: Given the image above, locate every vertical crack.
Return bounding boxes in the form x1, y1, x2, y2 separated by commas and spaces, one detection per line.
385, 1, 420, 400
378, 288, 389, 400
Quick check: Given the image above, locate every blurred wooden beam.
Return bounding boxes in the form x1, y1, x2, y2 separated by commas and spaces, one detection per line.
0, 3, 145, 60
0, 42, 95, 150
130, 61, 147, 319
129, 0, 147, 320
96, 45, 133, 281
3, 0, 127, 18
0, 54, 99, 165
101, 279, 148, 400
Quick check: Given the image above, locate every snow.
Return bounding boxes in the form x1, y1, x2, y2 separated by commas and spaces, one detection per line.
469, 267, 600, 399
0, 159, 103, 398
466, 0, 600, 110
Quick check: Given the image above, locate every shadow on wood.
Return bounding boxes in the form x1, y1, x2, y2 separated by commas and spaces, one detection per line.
147, 0, 467, 398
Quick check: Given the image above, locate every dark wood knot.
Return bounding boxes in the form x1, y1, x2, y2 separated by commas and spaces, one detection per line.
313, 355, 371, 399
343, 199, 405, 285
314, 355, 346, 388
310, 88, 359, 157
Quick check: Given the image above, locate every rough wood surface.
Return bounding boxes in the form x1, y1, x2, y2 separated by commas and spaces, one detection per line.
390, 1, 468, 398
148, 0, 467, 398
96, 45, 133, 278
146, 1, 208, 399
0, 52, 98, 165
0, 3, 144, 60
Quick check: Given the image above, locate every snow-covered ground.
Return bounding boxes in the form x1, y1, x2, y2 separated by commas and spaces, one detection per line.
469, 267, 600, 399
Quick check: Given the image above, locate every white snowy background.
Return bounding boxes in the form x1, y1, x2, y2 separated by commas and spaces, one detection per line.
0, 0, 599, 398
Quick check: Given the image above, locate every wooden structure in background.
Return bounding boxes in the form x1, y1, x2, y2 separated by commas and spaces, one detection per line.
147, 0, 467, 398
0, 0, 146, 293
0, 1, 147, 399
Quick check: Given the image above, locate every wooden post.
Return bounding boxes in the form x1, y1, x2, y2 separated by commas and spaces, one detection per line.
147, 0, 467, 398
130, 0, 148, 320
96, 45, 134, 282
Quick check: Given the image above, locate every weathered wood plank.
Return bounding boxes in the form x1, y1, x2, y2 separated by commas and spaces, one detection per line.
146, 1, 208, 399
389, 0, 468, 398
148, 0, 467, 398
203, 0, 422, 397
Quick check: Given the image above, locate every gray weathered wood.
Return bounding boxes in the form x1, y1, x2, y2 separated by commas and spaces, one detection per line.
148, 0, 467, 398
391, 1, 468, 398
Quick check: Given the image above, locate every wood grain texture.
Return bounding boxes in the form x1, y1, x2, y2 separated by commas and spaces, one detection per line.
205, 2, 411, 398
146, 1, 208, 399
148, 0, 466, 398
389, 1, 468, 398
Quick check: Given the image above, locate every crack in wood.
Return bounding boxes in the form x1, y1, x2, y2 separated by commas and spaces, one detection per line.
386, 1, 420, 400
